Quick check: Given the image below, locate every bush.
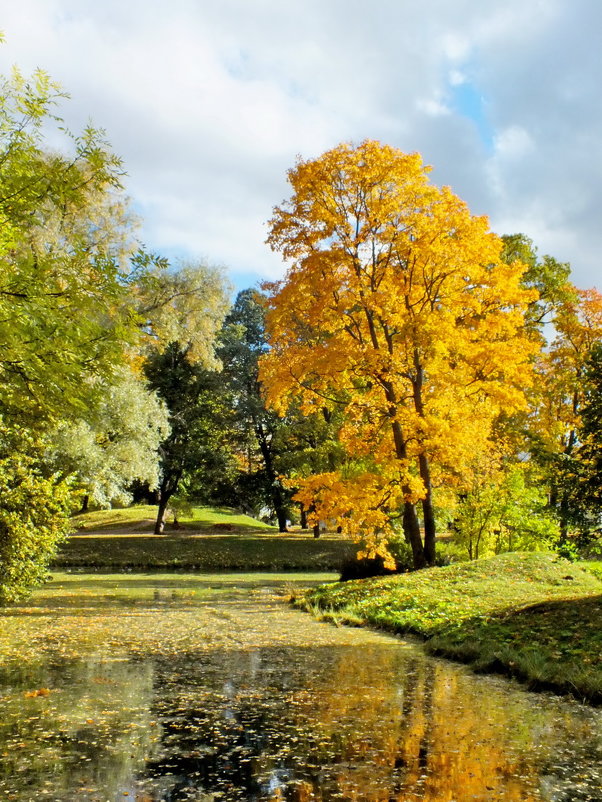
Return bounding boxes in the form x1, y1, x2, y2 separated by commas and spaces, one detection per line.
0, 425, 72, 603
555, 540, 580, 562
339, 535, 463, 580
339, 554, 396, 581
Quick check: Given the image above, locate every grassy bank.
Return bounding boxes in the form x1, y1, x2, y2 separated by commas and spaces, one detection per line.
55, 505, 354, 571
303, 553, 602, 703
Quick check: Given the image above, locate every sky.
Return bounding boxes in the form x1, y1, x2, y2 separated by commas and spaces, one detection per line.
1, 0, 601, 293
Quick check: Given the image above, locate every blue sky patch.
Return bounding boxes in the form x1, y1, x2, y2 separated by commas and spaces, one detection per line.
450, 80, 494, 152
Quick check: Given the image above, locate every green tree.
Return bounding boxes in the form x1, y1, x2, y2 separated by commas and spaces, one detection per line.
217, 289, 292, 531
451, 460, 558, 560
0, 422, 72, 603
570, 343, 602, 541
531, 288, 602, 540
47, 368, 170, 512
136, 261, 231, 365
0, 65, 145, 423
137, 259, 232, 533
501, 233, 572, 332
144, 343, 236, 534
273, 404, 345, 534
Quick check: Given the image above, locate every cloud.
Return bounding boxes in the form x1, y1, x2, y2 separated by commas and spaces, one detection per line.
0, 0, 600, 290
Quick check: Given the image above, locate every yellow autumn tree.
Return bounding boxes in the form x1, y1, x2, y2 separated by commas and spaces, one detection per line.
260, 141, 537, 568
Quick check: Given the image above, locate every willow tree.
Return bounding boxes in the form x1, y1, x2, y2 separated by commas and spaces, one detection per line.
260, 141, 536, 568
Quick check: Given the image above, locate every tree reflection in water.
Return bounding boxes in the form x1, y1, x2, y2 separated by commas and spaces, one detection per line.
138, 646, 600, 801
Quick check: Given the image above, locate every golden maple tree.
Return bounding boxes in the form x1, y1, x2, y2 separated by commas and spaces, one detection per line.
260, 141, 537, 567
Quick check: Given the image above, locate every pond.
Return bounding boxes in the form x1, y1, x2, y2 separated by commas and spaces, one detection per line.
0, 573, 600, 801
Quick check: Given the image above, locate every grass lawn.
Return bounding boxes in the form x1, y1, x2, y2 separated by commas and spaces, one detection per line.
303, 552, 602, 703
71, 504, 276, 533
56, 505, 355, 571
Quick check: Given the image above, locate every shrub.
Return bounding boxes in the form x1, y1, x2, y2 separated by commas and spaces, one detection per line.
0, 425, 72, 603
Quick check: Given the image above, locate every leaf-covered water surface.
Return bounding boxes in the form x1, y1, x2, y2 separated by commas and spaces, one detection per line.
0, 573, 600, 800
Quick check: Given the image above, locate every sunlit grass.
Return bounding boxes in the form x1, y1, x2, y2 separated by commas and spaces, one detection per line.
61, 506, 354, 571
72, 504, 277, 533
582, 560, 602, 581
304, 553, 602, 702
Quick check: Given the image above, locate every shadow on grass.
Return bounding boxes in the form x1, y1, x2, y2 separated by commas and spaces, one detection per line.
76, 524, 278, 536
426, 594, 602, 703
54, 535, 355, 571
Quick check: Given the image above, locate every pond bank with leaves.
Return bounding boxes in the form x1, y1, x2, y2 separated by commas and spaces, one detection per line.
303, 552, 602, 704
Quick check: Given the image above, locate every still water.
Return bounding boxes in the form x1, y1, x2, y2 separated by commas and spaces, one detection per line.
0, 573, 600, 801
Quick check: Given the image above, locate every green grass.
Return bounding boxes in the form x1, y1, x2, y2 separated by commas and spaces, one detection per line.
57, 505, 354, 571
72, 504, 275, 533
582, 560, 602, 581
304, 553, 602, 703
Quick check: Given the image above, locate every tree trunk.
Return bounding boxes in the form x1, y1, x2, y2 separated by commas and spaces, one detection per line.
313, 523, 321, 539
155, 492, 171, 535
418, 453, 436, 565
558, 426, 577, 543
390, 416, 426, 569
276, 504, 288, 533
79, 494, 89, 515
360, 318, 427, 568
256, 425, 288, 532
403, 501, 426, 569
411, 356, 437, 566
300, 505, 308, 530
558, 490, 570, 543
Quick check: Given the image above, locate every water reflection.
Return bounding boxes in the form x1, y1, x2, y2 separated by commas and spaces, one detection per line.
0, 577, 599, 801
139, 647, 601, 801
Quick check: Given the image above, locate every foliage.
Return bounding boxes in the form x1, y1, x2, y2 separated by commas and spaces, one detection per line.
532, 287, 602, 539
136, 260, 231, 366
144, 343, 237, 533
573, 343, 602, 520
450, 460, 558, 560
582, 560, 602, 580
305, 552, 602, 701
261, 140, 536, 568
47, 368, 169, 509
136, 256, 232, 533
501, 233, 573, 332
0, 65, 144, 423
0, 423, 72, 603
0, 60, 236, 601
217, 288, 292, 529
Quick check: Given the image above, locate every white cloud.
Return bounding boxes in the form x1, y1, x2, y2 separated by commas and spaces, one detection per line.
0, 0, 600, 291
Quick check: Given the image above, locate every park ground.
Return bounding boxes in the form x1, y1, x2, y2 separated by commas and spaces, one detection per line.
58, 505, 354, 571
53, 505, 602, 704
